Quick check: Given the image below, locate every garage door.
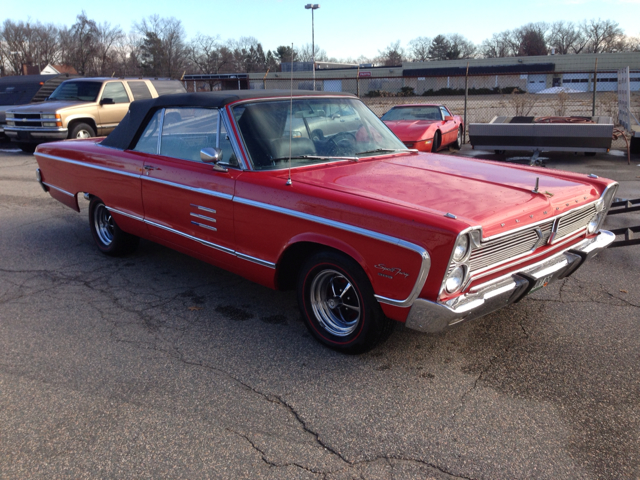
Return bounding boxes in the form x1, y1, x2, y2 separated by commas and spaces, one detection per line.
324, 80, 343, 92
526, 75, 547, 93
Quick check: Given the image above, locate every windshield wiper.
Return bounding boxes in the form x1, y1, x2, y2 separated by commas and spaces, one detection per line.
271, 155, 359, 163
355, 148, 418, 156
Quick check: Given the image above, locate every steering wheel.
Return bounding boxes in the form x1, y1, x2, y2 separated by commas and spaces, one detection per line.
326, 132, 357, 156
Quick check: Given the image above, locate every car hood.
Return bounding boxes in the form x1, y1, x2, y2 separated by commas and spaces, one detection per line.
383, 119, 439, 140
289, 153, 601, 238
8, 100, 90, 114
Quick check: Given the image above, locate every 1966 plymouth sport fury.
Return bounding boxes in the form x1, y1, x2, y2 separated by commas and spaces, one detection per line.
34, 90, 618, 353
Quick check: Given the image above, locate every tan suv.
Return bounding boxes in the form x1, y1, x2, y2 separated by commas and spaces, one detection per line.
5, 77, 186, 152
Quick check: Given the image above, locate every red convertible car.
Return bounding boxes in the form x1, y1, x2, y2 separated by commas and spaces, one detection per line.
382, 104, 463, 152
34, 91, 617, 353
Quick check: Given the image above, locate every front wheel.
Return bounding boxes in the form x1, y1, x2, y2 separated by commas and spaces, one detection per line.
432, 131, 441, 152
70, 122, 96, 140
19, 144, 37, 153
89, 197, 139, 256
297, 251, 394, 354
454, 126, 463, 149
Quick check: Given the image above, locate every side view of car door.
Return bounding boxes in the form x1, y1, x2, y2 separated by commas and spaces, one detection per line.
439, 106, 458, 146
130, 107, 241, 269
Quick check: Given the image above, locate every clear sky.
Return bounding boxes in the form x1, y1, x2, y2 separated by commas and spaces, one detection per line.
4, 0, 640, 60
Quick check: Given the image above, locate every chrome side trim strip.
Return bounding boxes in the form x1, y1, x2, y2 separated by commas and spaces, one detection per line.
106, 207, 144, 222
191, 221, 217, 231
236, 252, 277, 268
36, 153, 141, 179
234, 196, 431, 308
190, 213, 217, 222
142, 175, 233, 200
145, 217, 275, 269
42, 182, 75, 197
190, 204, 216, 214
145, 219, 234, 255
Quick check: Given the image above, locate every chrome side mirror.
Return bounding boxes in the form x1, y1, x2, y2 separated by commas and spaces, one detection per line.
200, 147, 223, 163
200, 147, 227, 172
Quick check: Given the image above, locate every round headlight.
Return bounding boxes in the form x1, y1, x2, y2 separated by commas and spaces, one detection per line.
445, 265, 466, 293
452, 235, 470, 262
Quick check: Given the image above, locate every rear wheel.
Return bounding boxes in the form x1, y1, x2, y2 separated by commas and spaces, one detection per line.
70, 122, 96, 139
89, 197, 139, 256
297, 251, 394, 354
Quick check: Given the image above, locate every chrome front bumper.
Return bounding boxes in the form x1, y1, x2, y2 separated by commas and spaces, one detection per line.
5, 127, 68, 140
405, 230, 615, 333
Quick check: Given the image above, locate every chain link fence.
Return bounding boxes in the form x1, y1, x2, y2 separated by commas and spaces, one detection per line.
190, 70, 640, 150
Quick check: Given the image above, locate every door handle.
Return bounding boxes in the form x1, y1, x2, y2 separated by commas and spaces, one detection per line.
144, 165, 158, 170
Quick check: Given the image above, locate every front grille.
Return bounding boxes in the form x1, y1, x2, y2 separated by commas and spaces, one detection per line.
403, 142, 415, 148
15, 121, 42, 127
555, 204, 596, 240
468, 220, 554, 272
14, 114, 41, 120
447, 202, 596, 277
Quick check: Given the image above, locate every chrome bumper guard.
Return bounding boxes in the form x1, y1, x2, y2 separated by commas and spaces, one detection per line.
405, 230, 615, 333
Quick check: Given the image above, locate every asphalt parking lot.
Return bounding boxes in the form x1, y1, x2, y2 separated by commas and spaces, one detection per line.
1, 144, 639, 479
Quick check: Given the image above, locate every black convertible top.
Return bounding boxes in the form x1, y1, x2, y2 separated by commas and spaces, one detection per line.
100, 89, 355, 150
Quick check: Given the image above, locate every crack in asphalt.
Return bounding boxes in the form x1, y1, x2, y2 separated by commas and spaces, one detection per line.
229, 429, 323, 476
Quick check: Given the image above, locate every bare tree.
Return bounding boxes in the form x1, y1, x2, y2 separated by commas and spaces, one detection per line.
297, 43, 328, 63
94, 21, 123, 75
112, 33, 140, 76
1, 20, 29, 74
67, 12, 99, 75
377, 40, 405, 66
581, 18, 623, 53
408, 36, 431, 62
135, 15, 187, 78
623, 35, 640, 52
188, 34, 232, 74
548, 21, 585, 54
448, 34, 476, 59
480, 32, 514, 58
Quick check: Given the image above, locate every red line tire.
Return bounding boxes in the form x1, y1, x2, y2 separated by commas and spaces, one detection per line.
297, 251, 394, 354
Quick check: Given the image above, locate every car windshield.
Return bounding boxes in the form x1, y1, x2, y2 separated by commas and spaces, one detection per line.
233, 97, 409, 170
48, 81, 103, 102
381, 106, 443, 121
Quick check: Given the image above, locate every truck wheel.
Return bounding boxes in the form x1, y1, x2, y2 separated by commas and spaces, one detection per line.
19, 144, 37, 153
89, 197, 139, 256
297, 250, 394, 354
70, 122, 96, 139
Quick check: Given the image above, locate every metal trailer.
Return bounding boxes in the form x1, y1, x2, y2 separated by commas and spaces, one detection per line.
469, 116, 614, 158
607, 198, 640, 248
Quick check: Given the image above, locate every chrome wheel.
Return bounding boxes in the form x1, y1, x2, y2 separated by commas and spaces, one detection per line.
309, 269, 361, 337
94, 203, 114, 246
456, 128, 462, 148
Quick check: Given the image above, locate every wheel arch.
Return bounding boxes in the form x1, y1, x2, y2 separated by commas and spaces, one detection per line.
67, 118, 98, 138
275, 234, 368, 291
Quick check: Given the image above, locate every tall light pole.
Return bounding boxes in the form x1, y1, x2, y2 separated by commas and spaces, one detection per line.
305, 4, 320, 91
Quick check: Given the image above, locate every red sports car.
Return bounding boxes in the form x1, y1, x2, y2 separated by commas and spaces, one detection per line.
382, 104, 463, 152
34, 91, 617, 353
